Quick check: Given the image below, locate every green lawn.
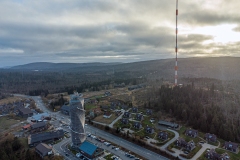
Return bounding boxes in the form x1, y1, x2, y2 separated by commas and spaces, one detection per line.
142, 117, 155, 127
113, 120, 131, 129
104, 154, 114, 160
134, 129, 156, 139
85, 104, 98, 110
0, 116, 20, 132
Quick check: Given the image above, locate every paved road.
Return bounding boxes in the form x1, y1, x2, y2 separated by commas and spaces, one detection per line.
161, 129, 179, 149
86, 125, 169, 160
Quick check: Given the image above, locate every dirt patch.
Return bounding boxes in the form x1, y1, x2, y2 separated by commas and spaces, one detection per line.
0, 116, 21, 133
0, 96, 24, 105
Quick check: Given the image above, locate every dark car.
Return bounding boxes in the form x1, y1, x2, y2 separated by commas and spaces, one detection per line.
65, 153, 69, 156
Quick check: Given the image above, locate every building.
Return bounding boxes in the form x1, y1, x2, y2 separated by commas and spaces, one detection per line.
133, 122, 142, 129
28, 129, 64, 146
205, 148, 230, 160
35, 143, 53, 158
135, 114, 144, 121
132, 107, 138, 113
69, 93, 86, 148
224, 141, 239, 153
123, 112, 131, 118
22, 124, 31, 130
158, 131, 168, 141
121, 105, 128, 110
146, 109, 153, 115
185, 129, 198, 138
103, 112, 112, 118
205, 133, 217, 143
18, 107, 33, 118
121, 118, 129, 125
31, 113, 50, 121
158, 120, 179, 128
175, 138, 196, 151
145, 126, 154, 134
61, 105, 70, 115
30, 122, 47, 133
79, 141, 104, 159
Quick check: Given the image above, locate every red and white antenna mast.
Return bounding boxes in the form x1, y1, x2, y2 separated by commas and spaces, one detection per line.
175, 0, 178, 86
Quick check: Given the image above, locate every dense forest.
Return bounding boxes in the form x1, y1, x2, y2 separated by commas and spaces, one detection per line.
150, 85, 240, 142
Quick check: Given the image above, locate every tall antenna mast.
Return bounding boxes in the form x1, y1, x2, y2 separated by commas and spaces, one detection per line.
175, 0, 178, 86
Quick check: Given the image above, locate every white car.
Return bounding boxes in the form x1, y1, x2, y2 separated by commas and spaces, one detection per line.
115, 148, 119, 151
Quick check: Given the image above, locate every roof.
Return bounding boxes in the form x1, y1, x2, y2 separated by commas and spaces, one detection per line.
19, 107, 33, 114
79, 141, 98, 156
158, 120, 178, 128
29, 129, 64, 145
31, 122, 46, 129
35, 143, 52, 155
32, 113, 49, 121
23, 124, 31, 129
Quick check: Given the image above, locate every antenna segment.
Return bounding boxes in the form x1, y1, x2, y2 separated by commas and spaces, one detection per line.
175, 0, 178, 86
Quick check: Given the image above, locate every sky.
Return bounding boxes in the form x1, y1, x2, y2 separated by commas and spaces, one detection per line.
0, 0, 240, 67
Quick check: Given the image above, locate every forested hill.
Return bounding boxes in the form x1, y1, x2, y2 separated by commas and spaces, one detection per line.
7, 57, 240, 80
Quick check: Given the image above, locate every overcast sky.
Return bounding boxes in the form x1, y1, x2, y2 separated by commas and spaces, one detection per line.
0, 0, 240, 67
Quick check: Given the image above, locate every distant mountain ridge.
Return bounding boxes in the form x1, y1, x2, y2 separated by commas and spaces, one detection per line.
7, 57, 240, 80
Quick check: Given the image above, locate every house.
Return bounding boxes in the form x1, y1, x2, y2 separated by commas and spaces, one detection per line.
146, 109, 153, 115
205, 148, 230, 160
205, 133, 217, 143
103, 112, 112, 118
132, 107, 138, 113
133, 122, 142, 129
121, 118, 129, 125
175, 138, 196, 151
135, 114, 144, 121
79, 141, 104, 159
158, 131, 168, 141
35, 143, 53, 158
22, 124, 31, 130
30, 122, 47, 133
61, 105, 70, 115
186, 129, 198, 138
123, 112, 131, 118
145, 126, 154, 134
110, 105, 117, 110
121, 105, 128, 110
224, 141, 239, 153
18, 107, 33, 118
28, 129, 64, 146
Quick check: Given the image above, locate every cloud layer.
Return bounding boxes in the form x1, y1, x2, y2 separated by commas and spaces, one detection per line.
0, 0, 239, 67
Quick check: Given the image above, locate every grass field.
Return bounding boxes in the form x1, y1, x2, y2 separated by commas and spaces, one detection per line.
85, 104, 98, 110
0, 116, 20, 132
94, 114, 118, 124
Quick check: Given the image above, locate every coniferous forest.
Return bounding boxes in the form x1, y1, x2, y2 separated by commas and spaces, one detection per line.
152, 84, 240, 142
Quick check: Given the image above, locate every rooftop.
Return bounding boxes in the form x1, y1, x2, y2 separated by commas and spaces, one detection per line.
79, 141, 97, 156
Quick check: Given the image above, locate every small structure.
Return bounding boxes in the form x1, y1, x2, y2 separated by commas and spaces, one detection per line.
158, 131, 168, 141
135, 114, 144, 121
224, 141, 239, 153
121, 118, 129, 125
105, 91, 111, 97
146, 109, 153, 115
61, 105, 70, 115
132, 107, 138, 113
185, 129, 198, 138
79, 141, 104, 159
175, 138, 195, 151
205, 133, 217, 143
35, 143, 52, 158
18, 107, 33, 118
22, 124, 31, 130
205, 148, 230, 160
123, 112, 131, 118
158, 120, 179, 128
145, 126, 154, 134
30, 122, 47, 133
133, 122, 142, 129
103, 112, 112, 118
